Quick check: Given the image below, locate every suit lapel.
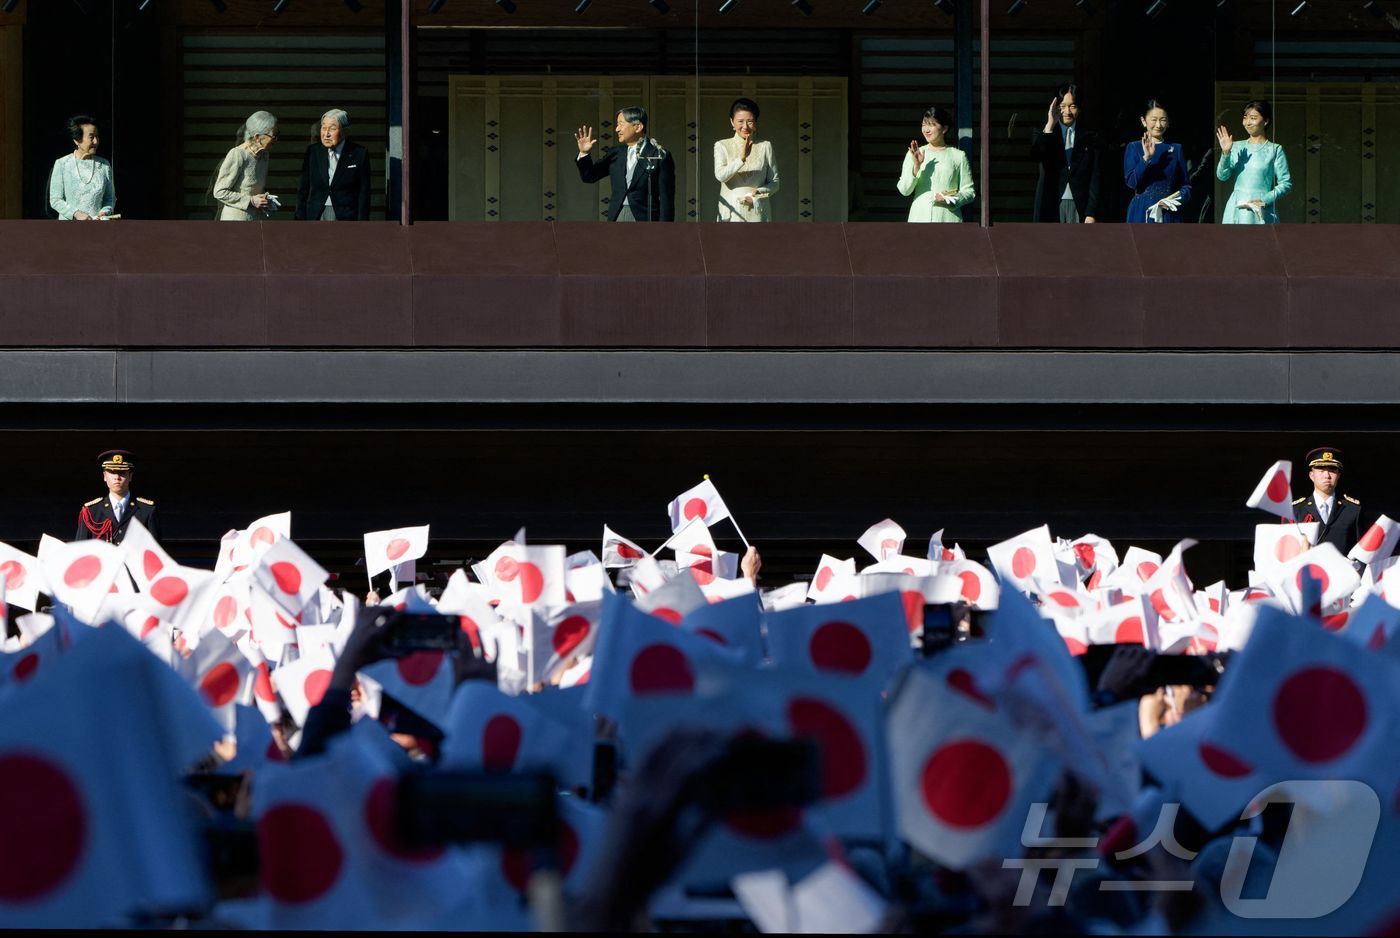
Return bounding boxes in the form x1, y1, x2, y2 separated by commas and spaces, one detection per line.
625, 141, 649, 192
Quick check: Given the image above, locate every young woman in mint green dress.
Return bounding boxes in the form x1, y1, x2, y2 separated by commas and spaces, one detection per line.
897, 106, 974, 223
1215, 99, 1292, 225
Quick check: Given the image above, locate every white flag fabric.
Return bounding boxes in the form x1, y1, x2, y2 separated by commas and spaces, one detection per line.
270, 644, 338, 727
764, 592, 911, 690
671, 518, 721, 585
733, 858, 888, 934
40, 538, 124, 624
117, 517, 174, 593
0, 541, 44, 612
985, 525, 1058, 592
1081, 596, 1152, 648
937, 558, 1000, 610
1252, 522, 1319, 581
359, 651, 454, 730
254, 537, 328, 617
601, 525, 646, 568
666, 478, 732, 532
1068, 533, 1119, 589
480, 542, 566, 609
248, 583, 301, 657
679, 593, 764, 664
526, 601, 602, 685
1338, 591, 1400, 652
363, 525, 430, 580
1137, 702, 1264, 832
807, 555, 856, 603
888, 662, 1061, 871
1245, 459, 1296, 520
179, 626, 251, 733
857, 518, 907, 563
635, 567, 708, 624
1272, 542, 1361, 614
1349, 514, 1400, 566
437, 682, 575, 776
135, 562, 219, 635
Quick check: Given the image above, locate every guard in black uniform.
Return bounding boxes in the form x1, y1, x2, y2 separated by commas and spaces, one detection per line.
74, 450, 160, 544
1292, 447, 1360, 554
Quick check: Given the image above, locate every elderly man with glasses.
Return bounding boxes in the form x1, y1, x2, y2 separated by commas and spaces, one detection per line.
296, 108, 373, 221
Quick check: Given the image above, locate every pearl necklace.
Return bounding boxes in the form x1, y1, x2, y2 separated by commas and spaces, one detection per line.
75, 154, 96, 185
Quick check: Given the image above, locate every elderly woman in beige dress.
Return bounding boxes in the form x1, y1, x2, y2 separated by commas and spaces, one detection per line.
714, 97, 779, 222
214, 110, 280, 220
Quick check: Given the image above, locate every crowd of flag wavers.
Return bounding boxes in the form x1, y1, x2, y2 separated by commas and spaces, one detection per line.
0, 467, 1396, 932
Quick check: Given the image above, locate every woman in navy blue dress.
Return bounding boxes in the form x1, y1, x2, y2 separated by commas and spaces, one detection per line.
1124, 98, 1191, 223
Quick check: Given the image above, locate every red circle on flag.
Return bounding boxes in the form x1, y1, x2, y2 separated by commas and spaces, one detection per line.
616, 543, 643, 560
921, 738, 1012, 829
250, 526, 277, 548
958, 571, 981, 603
495, 556, 520, 582
365, 777, 444, 862
946, 668, 996, 710
13, 653, 39, 682
1047, 591, 1078, 609
303, 669, 333, 708
1265, 470, 1290, 503
254, 663, 277, 703
1073, 543, 1096, 569
1272, 666, 1367, 763
0, 753, 87, 901
1199, 742, 1253, 778
1011, 547, 1037, 579
1359, 524, 1386, 553
213, 595, 239, 631
0, 560, 24, 591
502, 821, 579, 893
1115, 616, 1144, 645
63, 555, 102, 589
941, 548, 956, 562
199, 662, 241, 707
814, 566, 834, 591
552, 616, 591, 656
1063, 636, 1088, 656
1274, 536, 1305, 562
1149, 589, 1175, 621
808, 621, 872, 676
880, 537, 900, 556
1294, 564, 1330, 595
690, 561, 715, 586
140, 616, 161, 639
518, 563, 545, 604
386, 538, 411, 561
1136, 562, 1159, 582
650, 607, 683, 625
396, 651, 443, 687
149, 575, 189, 607
901, 591, 925, 633
628, 644, 694, 694
683, 498, 708, 521
1322, 612, 1349, 632
142, 550, 164, 581
270, 562, 302, 596
483, 713, 523, 773
786, 697, 866, 799
257, 804, 344, 903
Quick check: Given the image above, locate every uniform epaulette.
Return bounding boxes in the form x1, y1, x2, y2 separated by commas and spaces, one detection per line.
1292, 497, 1307, 505
84, 497, 102, 507
1344, 494, 1360, 505
136, 497, 155, 506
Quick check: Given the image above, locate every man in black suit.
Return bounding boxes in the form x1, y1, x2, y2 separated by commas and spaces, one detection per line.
295, 108, 372, 221
574, 106, 675, 222
75, 450, 160, 545
1292, 447, 1361, 554
1030, 83, 1101, 224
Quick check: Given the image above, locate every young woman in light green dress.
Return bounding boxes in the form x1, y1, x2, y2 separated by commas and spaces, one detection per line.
897, 106, 975, 223
1215, 99, 1292, 225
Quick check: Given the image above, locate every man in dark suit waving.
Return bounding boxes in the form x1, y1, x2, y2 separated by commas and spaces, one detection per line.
574, 106, 675, 222
1030, 83, 1101, 224
295, 108, 372, 221
1292, 447, 1361, 554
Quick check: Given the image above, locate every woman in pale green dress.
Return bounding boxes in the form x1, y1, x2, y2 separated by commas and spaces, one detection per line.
897, 106, 974, 223
1215, 99, 1291, 224
213, 110, 280, 220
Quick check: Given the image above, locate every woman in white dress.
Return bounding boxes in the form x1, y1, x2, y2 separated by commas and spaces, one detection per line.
49, 115, 116, 221
214, 110, 280, 221
714, 97, 779, 222
897, 106, 974, 223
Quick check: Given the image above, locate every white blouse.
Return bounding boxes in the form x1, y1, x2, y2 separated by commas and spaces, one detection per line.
713, 136, 780, 222
49, 154, 116, 220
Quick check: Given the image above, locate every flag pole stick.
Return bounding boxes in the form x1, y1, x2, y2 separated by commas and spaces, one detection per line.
704, 473, 751, 551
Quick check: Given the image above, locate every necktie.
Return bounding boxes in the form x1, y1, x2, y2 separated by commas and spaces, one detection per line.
627, 146, 637, 180
328, 148, 338, 178
1320, 500, 1330, 523
113, 499, 123, 523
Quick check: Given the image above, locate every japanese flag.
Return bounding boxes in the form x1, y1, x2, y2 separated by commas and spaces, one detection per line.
41, 538, 124, 624
118, 517, 174, 593
764, 591, 911, 690
1197, 579, 1229, 617
1273, 543, 1361, 614
480, 542, 566, 609
180, 627, 251, 733
206, 580, 253, 640
438, 681, 576, 776
1253, 522, 1319, 580
700, 571, 755, 603
564, 560, 611, 605
888, 663, 1061, 871
363, 525, 429, 580
733, 858, 888, 935
1245, 459, 1295, 520
270, 644, 338, 728
680, 593, 764, 663
671, 518, 721, 586
1082, 596, 1153, 647
635, 567, 708, 624
602, 525, 646, 568
1350, 514, 1400, 567
667, 478, 731, 532
1338, 591, 1400, 652
1112, 546, 1166, 589
136, 562, 220, 635
219, 511, 292, 579
359, 651, 454, 730
248, 582, 301, 656
986, 525, 1058, 592
1068, 533, 1119, 589
1137, 704, 1264, 832
0, 624, 221, 927
238, 638, 284, 725
926, 528, 960, 563
1034, 579, 1090, 619
1138, 539, 1198, 625
254, 537, 328, 617
857, 518, 906, 563
0, 540, 45, 612
526, 601, 602, 685
807, 555, 856, 603
0, 620, 68, 689
937, 558, 1000, 610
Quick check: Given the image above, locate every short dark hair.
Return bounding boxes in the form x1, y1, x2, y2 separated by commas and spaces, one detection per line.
1141, 97, 1168, 118
730, 97, 760, 120
1056, 82, 1080, 102
67, 115, 97, 142
922, 106, 955, 130
1242, 98, 1272, 126
617, 105, 647, 131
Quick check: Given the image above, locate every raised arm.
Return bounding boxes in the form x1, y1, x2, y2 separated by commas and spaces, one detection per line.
713, 140, 744, 185
897, 149, 920, 197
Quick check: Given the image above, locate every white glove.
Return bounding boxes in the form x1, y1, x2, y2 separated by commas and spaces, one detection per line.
1146, 192, 1182, 224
